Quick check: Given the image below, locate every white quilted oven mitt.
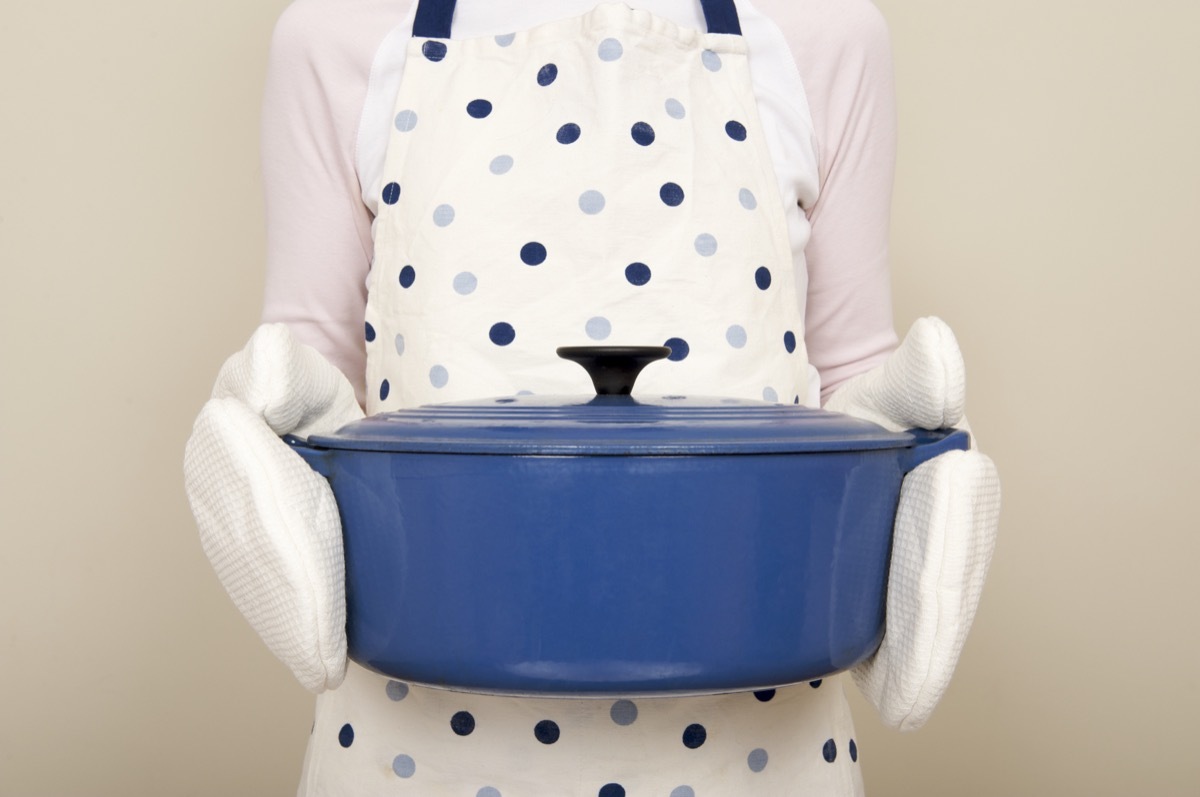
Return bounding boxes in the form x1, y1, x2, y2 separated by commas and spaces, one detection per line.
184, 324, 364, 692
825, 317, 1001, 731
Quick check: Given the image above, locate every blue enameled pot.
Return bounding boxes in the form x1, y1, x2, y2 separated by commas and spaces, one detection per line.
285, 347, 968, 695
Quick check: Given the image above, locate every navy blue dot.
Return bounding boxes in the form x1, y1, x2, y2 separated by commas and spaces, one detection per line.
850, 739, 858, 762
784, 331, 797, 354
399, 265, 416, 288
631, 122, 655, 146
664, 337, 689, 361
557, 123, 581, 144
382, 182, 401, 205
364, 322, 376, 342
422, 41, 447, 62
534, 720, 560, 744
379, 379, 390, 401
521, 242, 547, 265
754, 689, 776, 702
489, 322, 515, 346
660, 182, 684, 206
823, 739, 837, 763
726, 120, 747, 141
755, 266, 772, 290
451, 711, 475, 736
467, 99, 492, 118
682, 724, 707, 749
599, 785, 625, 797
338, 723, 354, 748
537, 63, 558, 86
625, 262, 651, 286
810, 679, 822, 688
794, 396, 801, 405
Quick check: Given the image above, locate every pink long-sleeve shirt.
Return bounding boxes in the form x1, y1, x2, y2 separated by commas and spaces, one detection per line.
260, 0, 898, 407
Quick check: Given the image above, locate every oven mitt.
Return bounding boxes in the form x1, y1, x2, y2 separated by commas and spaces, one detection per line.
824, 317, 1001, 731
184, 323, 364, 693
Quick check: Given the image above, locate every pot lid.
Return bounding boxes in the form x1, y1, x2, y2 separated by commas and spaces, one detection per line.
305, 347, 917, 456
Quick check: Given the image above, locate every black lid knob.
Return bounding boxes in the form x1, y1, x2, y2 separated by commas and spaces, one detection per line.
556, 346, 671, 396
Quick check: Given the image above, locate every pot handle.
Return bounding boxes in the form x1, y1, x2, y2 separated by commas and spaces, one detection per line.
899, 428, 972, 474
557, 346, 672, 395
282, 434, 335, 479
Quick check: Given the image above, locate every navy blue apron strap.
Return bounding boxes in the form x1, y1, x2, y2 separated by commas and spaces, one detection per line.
412, 0, 742, 39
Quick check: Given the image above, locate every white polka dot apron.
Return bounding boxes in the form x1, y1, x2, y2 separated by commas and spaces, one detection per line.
300, 2, 863, 795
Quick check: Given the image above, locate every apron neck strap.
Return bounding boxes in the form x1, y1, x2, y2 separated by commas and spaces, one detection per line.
413, 1, 743, 39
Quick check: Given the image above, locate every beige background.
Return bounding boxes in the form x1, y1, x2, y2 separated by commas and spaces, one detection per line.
2, 0, 1197, 794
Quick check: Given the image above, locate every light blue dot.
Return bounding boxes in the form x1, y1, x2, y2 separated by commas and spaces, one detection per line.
433, 204, 455, 226
695, 233, 718, 256
586, 317, 612, 340
727, 325, 747, 348
478, 789, 502, 797
763, 387, 779, 403
392, 754, 416, 778
598, 38, 623, 61
394, 334, 405, 356
748, 748, 769, 772
430, 365, 449, 388
739, 188, 757, 209
453, 272, 477, 294
671, 788, 695, 797
495, 33, 515, 46
386, 680, 409, 700
665, 98, 685, 119
394, 109, 418, 132
490, 155, 514, 174
702, 49, 722, 71
579, 190, 606, 214
610, 700, 638, 726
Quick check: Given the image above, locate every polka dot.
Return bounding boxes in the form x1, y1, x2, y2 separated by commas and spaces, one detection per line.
399, 265, 416, 288
631, 122, 655, 146
338, 724, 354, 748
726, 325, 747, 348
433, 204, 455, 226
598, 38, 623, 61
586, 316, 611, 340
392, 754, 416, 778
599, 785, 625, 797
682, 724, 707, 749
725, 121, 748, 141
754, 689, 776, 702
701, 49, 722, 71
453, 271, 477, 294
850, 739, 859, 762
422, 41, 447, 61
671, 788, 695, 797
534, 720, 560, 744
739, 188, 757, 209
748, 748, 769, 772
784, 331, 797, 353
794, 396, 801, 405
823, 739, 837, 763
660, 182, 684, 206
364, 321, 376, 342
610, 700, 638, 726
557, 123, 581, 144
490, 155, 514, 175
665, 98, 686, 119
537, 63, 558, 86
467, 99, 492, 118
394, 334, 405, 356
694, 233, 718, 256
664, 337, 689, 361
430, 365, 448, 388
755, 266, 772, 290
394, 109, 418, 132
763, 386, 779, 402
382, 182, 401, 205
450, 711, 475, 736
494, 33, 515, 46
379, 379, 390, 401
520, 242, 547, 265
579, 190, 606, 214
625, 262, 651, 286
489, 322, 516, 346
478, 789, 502, 797
810, 679, 823, 688
386, 680, 409, 701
